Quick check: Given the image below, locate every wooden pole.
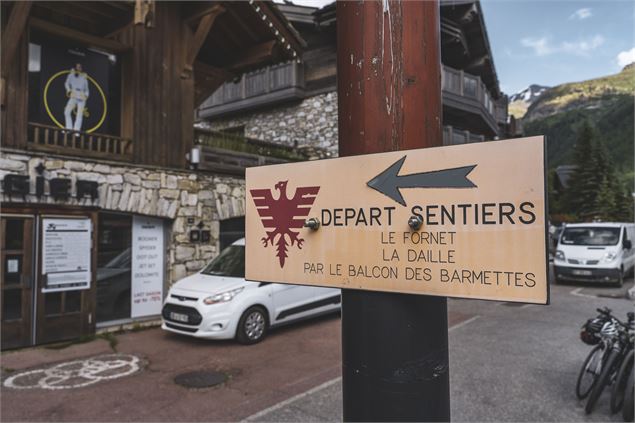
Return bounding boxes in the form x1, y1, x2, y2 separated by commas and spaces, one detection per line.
337, 1, 449, 421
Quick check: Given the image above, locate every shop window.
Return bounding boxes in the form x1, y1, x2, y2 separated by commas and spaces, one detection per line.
2, 289, 22, 321
28, 31, 121, 136
220, 217, 245, 251
97, 214, 132, 323
5, 219, 24, 250
44, 292, 62, 316
64, 291, 82, 313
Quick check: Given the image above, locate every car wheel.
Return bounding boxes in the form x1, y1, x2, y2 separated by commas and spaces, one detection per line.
616, 267, 624, 288
236, 306, 268, 345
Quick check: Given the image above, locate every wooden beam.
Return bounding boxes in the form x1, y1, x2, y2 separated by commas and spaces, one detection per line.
1, 1, 32, 77
228, 40, 276, 71
224, 5, 259, 43
134, 0, 155, 28
36, 3, 102, 28
183, 3, 224, 25
255, 1, 303, 53
29, 17, 132, 53
182, 5, 224, 79
104, 1, 131, 13
70, 2, 126, 19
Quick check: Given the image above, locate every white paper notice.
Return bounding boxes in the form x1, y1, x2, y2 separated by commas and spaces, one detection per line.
7, 259, 19, 273
131, 216, 164, 318
42, 218, 92, 292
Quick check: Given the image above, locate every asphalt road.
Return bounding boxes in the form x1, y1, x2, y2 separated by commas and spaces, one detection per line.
1, 273, 633, 422
249, 276, 635, 422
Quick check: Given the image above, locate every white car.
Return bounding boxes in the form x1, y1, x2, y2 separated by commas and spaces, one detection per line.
161, 239, 341, 344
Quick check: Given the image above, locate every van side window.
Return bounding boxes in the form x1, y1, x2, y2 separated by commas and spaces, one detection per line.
623, 228, 629, 242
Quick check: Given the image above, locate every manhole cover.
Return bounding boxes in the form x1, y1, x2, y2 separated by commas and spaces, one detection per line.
174, 370, 227, 388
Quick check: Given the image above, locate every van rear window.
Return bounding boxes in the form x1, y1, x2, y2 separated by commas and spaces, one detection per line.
560, 227, 620, 246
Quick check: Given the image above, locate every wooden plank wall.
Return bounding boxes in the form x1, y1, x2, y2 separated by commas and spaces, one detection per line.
1, 18, 29, 150
1, 3, 195, 169
117, 2, 192, 169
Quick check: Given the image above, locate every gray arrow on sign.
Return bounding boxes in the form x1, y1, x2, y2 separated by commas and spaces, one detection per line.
367, 156, 477, 206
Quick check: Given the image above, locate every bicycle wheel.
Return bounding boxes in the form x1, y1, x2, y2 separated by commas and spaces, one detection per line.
586, 349, 620, 414
622, 368, 634, 422
577, 345, 603, 400
611, 350, 633, 413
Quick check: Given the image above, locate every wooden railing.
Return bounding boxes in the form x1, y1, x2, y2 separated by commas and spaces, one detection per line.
194, 127, 304, 175
443, 125, 486, 146
27, 123, 133, 161
198, 61, 305, 118
441, 65, 509, 130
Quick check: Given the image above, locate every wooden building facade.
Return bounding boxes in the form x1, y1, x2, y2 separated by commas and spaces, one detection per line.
200, 0, 511, 158
0, 0, 303, 349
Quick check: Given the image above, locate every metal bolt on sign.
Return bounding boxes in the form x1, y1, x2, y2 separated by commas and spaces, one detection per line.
304, 217, 320, 231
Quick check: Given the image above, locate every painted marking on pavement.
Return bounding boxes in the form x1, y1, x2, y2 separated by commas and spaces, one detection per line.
570, 287, 598, 299
2, 354, 141, 390
243, 377, 342, 422
449, 315, 480, 332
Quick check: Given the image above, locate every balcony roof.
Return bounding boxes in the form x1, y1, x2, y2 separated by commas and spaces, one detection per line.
5, 1, 306, 105
440, 0, 501, 99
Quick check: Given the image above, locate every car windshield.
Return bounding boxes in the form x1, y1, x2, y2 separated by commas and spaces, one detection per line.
201, 245, 245, 278
560, 227, 620, 246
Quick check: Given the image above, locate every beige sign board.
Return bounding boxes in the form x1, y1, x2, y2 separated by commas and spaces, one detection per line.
246, 136, 548, 304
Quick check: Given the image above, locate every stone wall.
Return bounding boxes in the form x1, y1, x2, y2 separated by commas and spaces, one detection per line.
0, 150, 245, 286
204, 91, 339, 158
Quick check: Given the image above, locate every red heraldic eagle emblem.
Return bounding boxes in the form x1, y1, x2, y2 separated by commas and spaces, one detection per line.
250, 181, 320, 268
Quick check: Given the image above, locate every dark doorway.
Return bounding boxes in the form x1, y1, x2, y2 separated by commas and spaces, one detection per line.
219, 217, 245, 251
1, 216, 35, 349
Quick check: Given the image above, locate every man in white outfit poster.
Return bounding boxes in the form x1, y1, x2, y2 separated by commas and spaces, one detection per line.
64, 63, 89, 131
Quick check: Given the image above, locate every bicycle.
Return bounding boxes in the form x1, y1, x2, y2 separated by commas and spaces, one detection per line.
576, 309, 611, 400
610, 312, 634, 417
584, 308, 633, 414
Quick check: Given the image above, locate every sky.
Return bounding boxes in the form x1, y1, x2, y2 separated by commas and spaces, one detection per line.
480, 0, 635, 94
282, 0, 635, 95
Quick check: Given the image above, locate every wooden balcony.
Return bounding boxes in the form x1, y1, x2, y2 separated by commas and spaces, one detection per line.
194, 128, 304, 176
199, 60, 504, 136
198, 61, 305, 119
441, 65, 504, 135
443, 125, 486, 146
27, 123, 133, 162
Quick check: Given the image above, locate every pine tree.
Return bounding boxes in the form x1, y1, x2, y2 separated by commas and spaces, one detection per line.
547, 169, 562, 215
593, 176, 615, 221
612, 182, 634, 222
565, 122, 599, 219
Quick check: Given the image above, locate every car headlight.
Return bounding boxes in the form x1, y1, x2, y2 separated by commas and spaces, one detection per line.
203, 287, 244, 305
603, 251, 617, 263
555, 250, 566, 261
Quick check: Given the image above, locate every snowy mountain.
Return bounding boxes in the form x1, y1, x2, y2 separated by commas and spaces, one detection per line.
508, 84, 549, 118
509, 84, 550, 104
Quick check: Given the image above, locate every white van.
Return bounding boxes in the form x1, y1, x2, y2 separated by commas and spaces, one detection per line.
554, 222, 635, 286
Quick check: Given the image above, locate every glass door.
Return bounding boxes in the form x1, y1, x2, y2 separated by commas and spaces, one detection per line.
1, 216, 35, 349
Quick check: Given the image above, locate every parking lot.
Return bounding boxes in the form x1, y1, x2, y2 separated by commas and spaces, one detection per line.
1, 274, 633, 422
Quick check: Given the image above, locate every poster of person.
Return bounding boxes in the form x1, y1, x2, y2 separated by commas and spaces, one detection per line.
64, 63, 90, 131
28, 33, 120, 136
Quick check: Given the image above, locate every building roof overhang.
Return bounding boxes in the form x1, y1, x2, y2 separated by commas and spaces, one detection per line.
1, 1, 305, 106
440, 0, 501, 99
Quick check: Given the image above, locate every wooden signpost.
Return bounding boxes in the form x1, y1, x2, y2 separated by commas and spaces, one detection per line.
246, 2, 547, 421
245, 136, 548, 305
